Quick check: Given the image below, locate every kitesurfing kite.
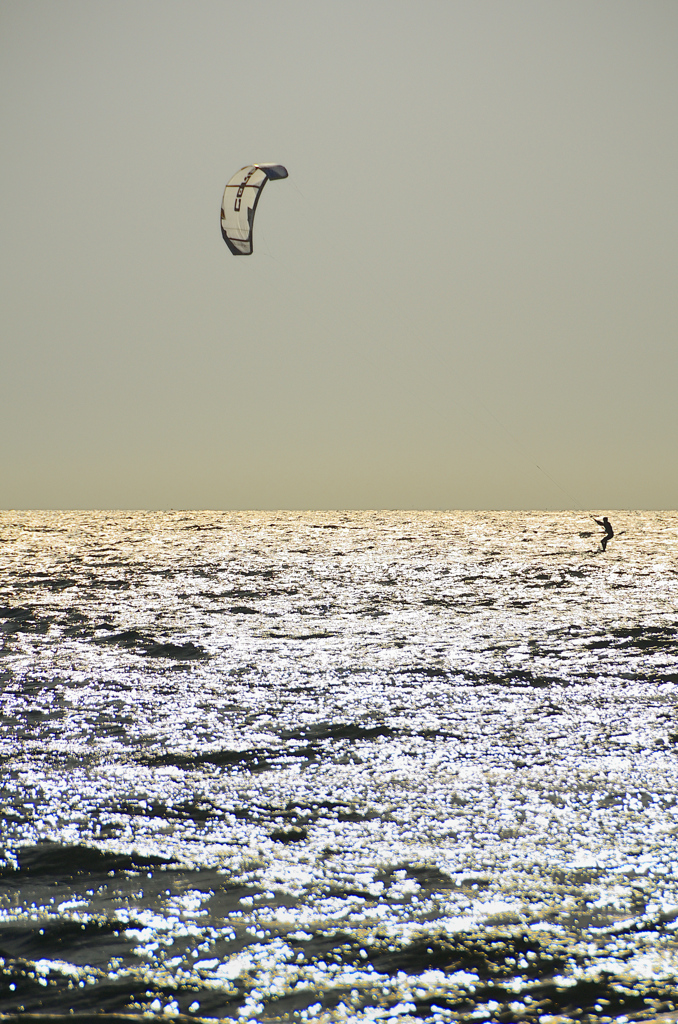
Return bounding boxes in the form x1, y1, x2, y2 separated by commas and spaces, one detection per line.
220, 164, 288, 255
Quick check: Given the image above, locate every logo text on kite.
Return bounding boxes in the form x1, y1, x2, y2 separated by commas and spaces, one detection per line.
234, 168, 257, 212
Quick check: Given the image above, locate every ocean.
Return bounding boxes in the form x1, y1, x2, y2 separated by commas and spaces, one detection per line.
1, 509, 678, 1023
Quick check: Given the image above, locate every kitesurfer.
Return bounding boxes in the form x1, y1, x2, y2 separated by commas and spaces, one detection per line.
593, 516, 614, 552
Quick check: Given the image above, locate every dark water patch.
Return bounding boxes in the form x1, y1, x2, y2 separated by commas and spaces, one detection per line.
262, 990, 350, 1020
403, 979, 661, 1024
96, 629, 155, 649
0, 917, 127, 964
12, 526, 67, 533
262, 630, 338, 640
313, 603, 335, 615
463, 669, 561, 688
288, 807, 377, 826
395, 664, 448, 678
93, 579, 131, 590
546, 906, 639, 930
292, 722, 395, 743
0, 613, 51, 635
58, 609, 92, 638
0, 809, 28, 829
135, 722, 404, 776
0, 856, 293, 1018
1, 674, 60, 695
587, 631, 678, 653
43, 579, 77, 592
0, 607, 34, 621
367, 930, 566, 981
590, 904, 678, 938
143, 747, 277, 772
611, 625, 678, 651
0, 843, 175, 880
60, 626, 90, 638
0, 962, 242, 1019
200, 795, 377, 833
270, 825, 308, 843
418, 727, 468, 742
377, 864, 459, 891
281, 797, 367, 818
144, 641, 206, 660
328, 930, 678, 1022
181, 524, 224, 530
111, 798, 221, 823
95, 631, 206, 660
63, 609, 88, 622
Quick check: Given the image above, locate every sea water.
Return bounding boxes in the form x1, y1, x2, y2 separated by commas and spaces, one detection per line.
1, 510, 678, 1023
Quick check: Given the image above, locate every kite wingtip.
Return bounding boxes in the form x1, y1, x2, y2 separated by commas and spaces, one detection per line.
257, 163, 288, 180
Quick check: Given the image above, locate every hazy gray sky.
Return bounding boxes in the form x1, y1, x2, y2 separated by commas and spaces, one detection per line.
2, 0, 677, 510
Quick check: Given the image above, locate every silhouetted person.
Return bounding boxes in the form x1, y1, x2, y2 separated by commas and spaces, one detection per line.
593, 516, 614, 552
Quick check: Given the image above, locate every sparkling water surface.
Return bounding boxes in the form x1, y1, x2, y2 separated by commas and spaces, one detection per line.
1, 510, 678, 1023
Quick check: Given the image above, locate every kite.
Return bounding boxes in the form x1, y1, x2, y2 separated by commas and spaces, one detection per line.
220, 164, 288, 255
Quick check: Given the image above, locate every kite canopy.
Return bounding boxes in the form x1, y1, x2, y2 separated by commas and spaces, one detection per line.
220, 164, 288, 255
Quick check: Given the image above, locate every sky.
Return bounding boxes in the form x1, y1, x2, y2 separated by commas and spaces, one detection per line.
2, 0, 677, 510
